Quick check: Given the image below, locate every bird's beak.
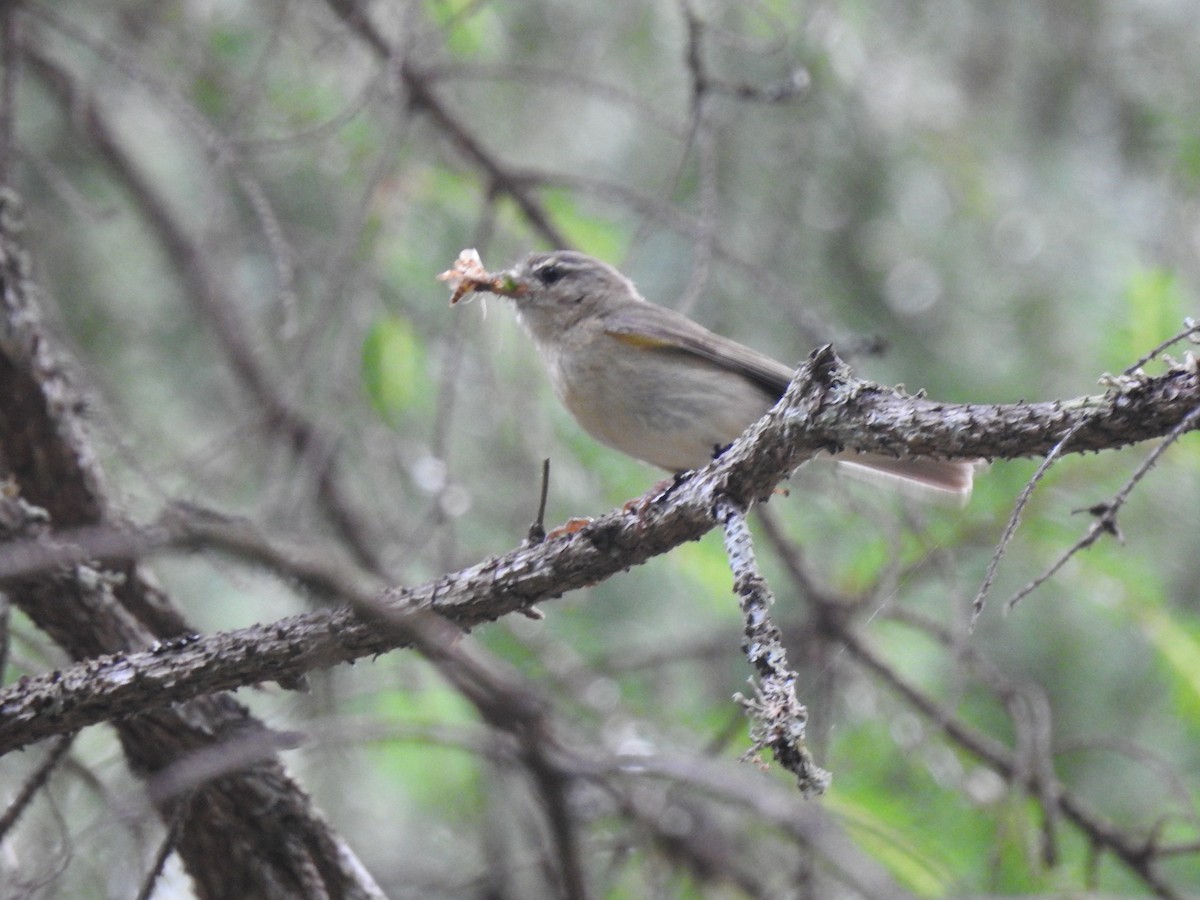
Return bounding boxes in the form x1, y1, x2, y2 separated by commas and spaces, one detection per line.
491, 268, 527, 298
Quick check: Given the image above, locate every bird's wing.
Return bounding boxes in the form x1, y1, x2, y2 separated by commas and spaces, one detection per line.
602, 302, 795, 399
603, 302, 976, 499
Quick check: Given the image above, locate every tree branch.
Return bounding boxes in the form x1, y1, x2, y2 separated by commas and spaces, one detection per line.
3, 346, 1197, 756
717, 497, 830, 796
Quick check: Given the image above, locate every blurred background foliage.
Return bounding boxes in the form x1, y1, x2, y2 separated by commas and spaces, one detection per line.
4, 0, 1200, 896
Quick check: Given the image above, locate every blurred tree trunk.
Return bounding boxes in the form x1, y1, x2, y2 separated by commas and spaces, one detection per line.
0, 192, 384, 900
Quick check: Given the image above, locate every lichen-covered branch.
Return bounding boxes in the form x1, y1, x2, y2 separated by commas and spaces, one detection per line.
774, 349, 1200, 463
717, 498, 830, 796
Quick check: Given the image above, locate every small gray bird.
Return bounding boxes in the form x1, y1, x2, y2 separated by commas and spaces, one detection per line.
459, 250, 973, 498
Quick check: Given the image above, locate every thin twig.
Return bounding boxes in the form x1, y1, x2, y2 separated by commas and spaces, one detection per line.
971, 420, 1088, 625
1003, 401, 1200, 613
1124, 319, 1200, 375
134, 791, 195, 900
527, 458, 551, 545
0, 733, 75, 841
0, 5, 19, 188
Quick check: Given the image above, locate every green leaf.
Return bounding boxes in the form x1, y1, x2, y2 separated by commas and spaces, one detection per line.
542, 189, 626, 261
423, 0, 496, 58
361, 314, 426, 426
1118, 266, 1183, 363
1174, 127, 1200, 187
826, 790, 955, 894
1137, 604, 1200, 718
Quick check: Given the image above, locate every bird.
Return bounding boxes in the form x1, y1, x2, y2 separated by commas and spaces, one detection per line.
447, 249, 973, 499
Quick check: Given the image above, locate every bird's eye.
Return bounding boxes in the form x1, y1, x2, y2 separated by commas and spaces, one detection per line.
534, 263, 566, 285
